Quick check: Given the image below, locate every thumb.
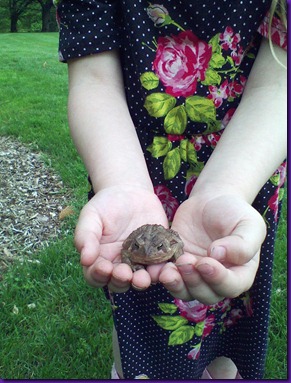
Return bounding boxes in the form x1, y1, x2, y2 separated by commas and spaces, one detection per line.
75, 204, 103, 266
208, 213, 266, 265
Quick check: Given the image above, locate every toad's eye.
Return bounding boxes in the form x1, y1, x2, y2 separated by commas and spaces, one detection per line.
157, 243, 164, 251
132, 242, 140, 250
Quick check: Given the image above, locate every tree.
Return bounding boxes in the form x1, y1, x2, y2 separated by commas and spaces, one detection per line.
8, 0, 34, 32
37, 0, 54, 32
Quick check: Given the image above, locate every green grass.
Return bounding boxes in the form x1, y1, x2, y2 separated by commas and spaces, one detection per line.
0, 241, 113, 379
0, 33, 112, 379
0, 33, 287, 379
264, 195, 287, 379
0, 33, 85, 190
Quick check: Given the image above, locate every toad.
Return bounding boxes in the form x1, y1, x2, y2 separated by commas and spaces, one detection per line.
121, 224, 184, 271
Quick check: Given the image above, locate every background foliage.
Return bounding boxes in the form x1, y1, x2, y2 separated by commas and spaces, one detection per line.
0, 0, 58, 33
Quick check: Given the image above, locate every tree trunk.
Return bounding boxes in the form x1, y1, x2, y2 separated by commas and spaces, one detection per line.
41, 2, 53, 32
10, 13, 18, 32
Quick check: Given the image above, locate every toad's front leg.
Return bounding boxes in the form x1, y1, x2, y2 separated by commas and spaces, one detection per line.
172, 243, 184, 261
121, 250, 145, 272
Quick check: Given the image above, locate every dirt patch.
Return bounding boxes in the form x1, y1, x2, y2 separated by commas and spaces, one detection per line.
0, 136, 73, 275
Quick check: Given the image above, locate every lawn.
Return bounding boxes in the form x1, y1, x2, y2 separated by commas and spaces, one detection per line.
0, 33, 287, 379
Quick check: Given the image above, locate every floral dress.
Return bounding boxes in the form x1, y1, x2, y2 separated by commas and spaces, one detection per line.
56, 0, 287, 379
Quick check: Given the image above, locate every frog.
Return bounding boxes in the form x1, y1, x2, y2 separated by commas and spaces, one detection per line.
121, 224, 184, 271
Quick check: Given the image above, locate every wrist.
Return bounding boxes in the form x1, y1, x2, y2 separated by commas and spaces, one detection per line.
90, 176, 154, 195
190, 177, 249, 204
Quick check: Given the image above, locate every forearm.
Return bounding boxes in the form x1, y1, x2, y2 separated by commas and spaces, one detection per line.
192, 38, 287, 203
67, 50, 153, 193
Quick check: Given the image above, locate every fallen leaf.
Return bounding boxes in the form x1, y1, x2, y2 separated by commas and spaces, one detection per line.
59, 206, 75, 220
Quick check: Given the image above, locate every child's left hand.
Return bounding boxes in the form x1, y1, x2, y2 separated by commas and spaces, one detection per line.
158, 194, 266, 304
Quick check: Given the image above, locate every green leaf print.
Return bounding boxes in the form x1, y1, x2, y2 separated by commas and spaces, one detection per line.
168, 325, 196, 346
278, 188, 284, 201
144, 93, 176, 118
140, 72, 159, 90
209, 52, 226, 69
163, 147, 181, 180
204, 119, 222, 134
226, 55, 235, 67
194, 321, 205, 337
179, 139, 188, 162
185, 96, 216, 123
201, 68, 222, 86
164, 105, 187, 134
180, 139, 200, 165
147, 136, 172, 158
208, 33, 221, 54
152, 315, 188, 330
186, 163, 204, 180
186, 141, 198, 166
270, 173, 281, 186
158, 303, 178, 314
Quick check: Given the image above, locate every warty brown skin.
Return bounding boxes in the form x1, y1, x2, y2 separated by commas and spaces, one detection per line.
121, 224, 184, 271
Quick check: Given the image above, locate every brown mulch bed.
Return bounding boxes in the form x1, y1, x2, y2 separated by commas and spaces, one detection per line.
0, 136, 73, 275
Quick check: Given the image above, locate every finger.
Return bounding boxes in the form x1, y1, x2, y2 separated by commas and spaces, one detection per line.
108, 263, 133, 293
204, 199, 266, 266
146, 263, 167, 284
159, 255, 224, 303
132, 269, 152, 290
159, 262, 193, 301
176, 262, 225, 305
75, 206, 103, 266
83, 258, 113, 288
209, 213, 266, 265
175, 254, 225, 304
78, 233, 101, 267
196, 253, 260, 298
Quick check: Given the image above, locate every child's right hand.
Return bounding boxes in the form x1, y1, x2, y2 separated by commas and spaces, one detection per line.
74, 185, 168, 292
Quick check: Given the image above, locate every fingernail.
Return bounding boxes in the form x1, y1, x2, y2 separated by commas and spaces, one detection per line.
176, 263, 194, 275
210, 246, 226, 261
132, 284, 147, 291
196, 263, 214, 276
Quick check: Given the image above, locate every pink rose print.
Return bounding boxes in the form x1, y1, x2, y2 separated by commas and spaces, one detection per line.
258, 13, 287, 51
221, 108, 236, 129
208, 76, 246, 108
231, 45, 244, 65
242, 293, 253, 317
219, 26, 241, 51
167, 134, 185, 142
268, 189, 280, 222
219, 27, 244, 65
153, 31, 212, 97
211, 298, 232, 312
224, 308, 243, 328
187, 343, 201, 360
228, 76, 247, 98
204, 132, 221, 148
269, 16, 287, 50
208, 79, 230, 108
185, 174, 198, 196
203, 314, 215, 338
147, 3, 169, 26
276, 162, 287, 189
266, 162, 286, 222
154, 185, 179, 221
190, 135, 206, 151
174, 299, 208, 323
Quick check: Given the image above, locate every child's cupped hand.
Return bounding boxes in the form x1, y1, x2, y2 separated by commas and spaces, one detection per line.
76, 187, 266, 304
74, 185, 169, 292
159, 194, 267, 304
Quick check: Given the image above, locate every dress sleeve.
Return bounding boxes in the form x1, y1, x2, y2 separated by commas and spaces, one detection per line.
257, 11, 287, 50
56, 0, 122, 62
